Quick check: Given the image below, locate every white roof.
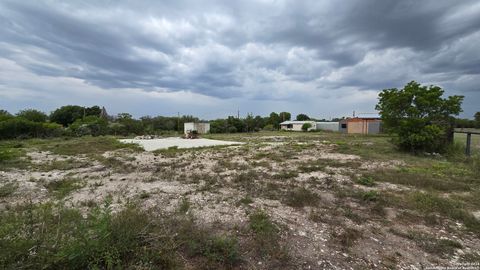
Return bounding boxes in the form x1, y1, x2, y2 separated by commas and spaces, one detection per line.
280, 121, 315, 125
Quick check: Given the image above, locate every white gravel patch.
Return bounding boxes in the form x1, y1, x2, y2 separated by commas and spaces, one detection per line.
120, 137, 243, 151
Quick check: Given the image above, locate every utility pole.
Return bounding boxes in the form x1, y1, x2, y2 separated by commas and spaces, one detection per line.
177, 112, 180, 133
237, 109, 240, 119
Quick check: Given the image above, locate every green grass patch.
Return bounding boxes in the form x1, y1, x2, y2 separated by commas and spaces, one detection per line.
356, 176, 376, 187
0, 202, 244, 269
390, 229, 462, 258
30, 136, 142, 156
366, 167, 474, 192
407, 191, 480, 232
0, 182, 18, 198
43, 178, 85, 199
248, 211, 288, 262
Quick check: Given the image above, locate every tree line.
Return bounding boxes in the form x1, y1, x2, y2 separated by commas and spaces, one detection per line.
0, 105, 325, 139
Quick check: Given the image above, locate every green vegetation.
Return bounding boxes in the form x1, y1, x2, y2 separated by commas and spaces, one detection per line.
356, 176, 375, 186
390, 229, 462, 258
285, 187, 320, 208
376, 81, 464, 153
248, 211, 288, 262
406, 191, 480, 232
0, 182, 18, 198
301, 122, 312, 131
44, 178, 85, 199
0, 202, 243, 269
32, 136, 142, 156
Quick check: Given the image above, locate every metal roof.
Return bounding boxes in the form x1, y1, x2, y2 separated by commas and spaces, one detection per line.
280, 121, 315, 125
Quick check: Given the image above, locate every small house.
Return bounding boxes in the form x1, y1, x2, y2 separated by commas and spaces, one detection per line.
184, 122, 210, 135
340, 117, 382, 134
280, 121, 317, 131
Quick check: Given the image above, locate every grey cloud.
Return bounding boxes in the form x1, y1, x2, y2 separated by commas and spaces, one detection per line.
0, 0, 479, 117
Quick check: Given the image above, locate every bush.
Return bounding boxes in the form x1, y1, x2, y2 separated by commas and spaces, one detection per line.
16, 109, 48, 123
69, 116, 108, 137
0, 118, 63, 139
263, 124, 275, 131
301, 123, 312, 132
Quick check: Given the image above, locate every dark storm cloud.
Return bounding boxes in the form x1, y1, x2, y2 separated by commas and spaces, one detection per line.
0, 0, 479, 102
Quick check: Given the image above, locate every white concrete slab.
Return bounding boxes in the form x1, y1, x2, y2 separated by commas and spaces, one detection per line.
119, 137, 243, 151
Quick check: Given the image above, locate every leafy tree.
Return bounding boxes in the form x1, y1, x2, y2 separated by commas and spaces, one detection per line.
85, 106, 102, 117
301, 123, 312, 132
296, 114, 310, 121
69, 116, 108, 137
115, 113, 143, 135
0, 109, 13, 122
475, 112, 480, 128
455, 118, 476, 128
376, 81, 463, 153
50, 105, 85, 127
16, 109, 48, 123
279, 112, 291, 122
268, 112, 281, 129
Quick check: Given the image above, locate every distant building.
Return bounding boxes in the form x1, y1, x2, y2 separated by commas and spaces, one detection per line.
315, 122, 340, 132
280, 121, 317, 131
340, 117, 382, 134
280, 121, 340, 132
184, 122, 210, 135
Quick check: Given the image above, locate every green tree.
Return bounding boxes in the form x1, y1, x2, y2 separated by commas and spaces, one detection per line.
16, 109, 48, 123
296, 114, 310, 121
69, 116, 108, 136
85, 106, 102, 117
376, 81, 463, 153
475, 112, 480, 128
0, 110, 13, 122
279, 112, 291, 122
301, 123, 312, 132
50, 105, 85, 126
268, 112, 281, 129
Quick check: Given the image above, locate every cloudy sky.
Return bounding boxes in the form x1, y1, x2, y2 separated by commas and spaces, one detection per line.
1, 0, 479, 119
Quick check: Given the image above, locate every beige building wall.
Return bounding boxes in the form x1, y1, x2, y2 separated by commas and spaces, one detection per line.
346, 119, 381, 134
347, 121, 367, 134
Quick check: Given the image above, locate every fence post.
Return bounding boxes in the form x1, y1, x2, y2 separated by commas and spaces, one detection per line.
466, 132, 472, 157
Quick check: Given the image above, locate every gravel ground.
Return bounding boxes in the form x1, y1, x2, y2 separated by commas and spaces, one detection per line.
120, 137, 243, 151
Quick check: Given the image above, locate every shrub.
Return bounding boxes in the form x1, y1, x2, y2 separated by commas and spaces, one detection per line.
357, 176, 375, 187
263, 124, 275, 131
248, 210, 288, 262
16, 109, 48, 123
0, 118, 63, 139
285, 187, 320, 208
69, 116, 108, 137
301, 123, 312, 132
362, 190, 379, 202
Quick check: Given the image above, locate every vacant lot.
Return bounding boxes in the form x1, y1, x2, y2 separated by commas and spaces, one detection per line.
1, 133, 479, 269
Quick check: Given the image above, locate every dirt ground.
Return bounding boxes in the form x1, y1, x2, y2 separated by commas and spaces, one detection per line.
1, 132, 479, 269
